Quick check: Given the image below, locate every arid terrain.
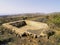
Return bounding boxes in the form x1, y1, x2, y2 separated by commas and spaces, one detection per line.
0, 13, 60, 45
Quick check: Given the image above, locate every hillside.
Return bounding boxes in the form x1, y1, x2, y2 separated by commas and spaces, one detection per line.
0, 12, 60, 45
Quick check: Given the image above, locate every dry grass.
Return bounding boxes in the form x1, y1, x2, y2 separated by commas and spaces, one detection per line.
2, 20, 49, 36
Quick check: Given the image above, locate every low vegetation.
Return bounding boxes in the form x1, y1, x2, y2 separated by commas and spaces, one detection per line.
0, 13, 60, 45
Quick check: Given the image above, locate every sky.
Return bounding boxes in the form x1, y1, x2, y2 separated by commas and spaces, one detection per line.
0, 0, 60, 15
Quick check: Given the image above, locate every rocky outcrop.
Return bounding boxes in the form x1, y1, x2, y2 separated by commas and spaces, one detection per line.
2, 20, 49, 38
